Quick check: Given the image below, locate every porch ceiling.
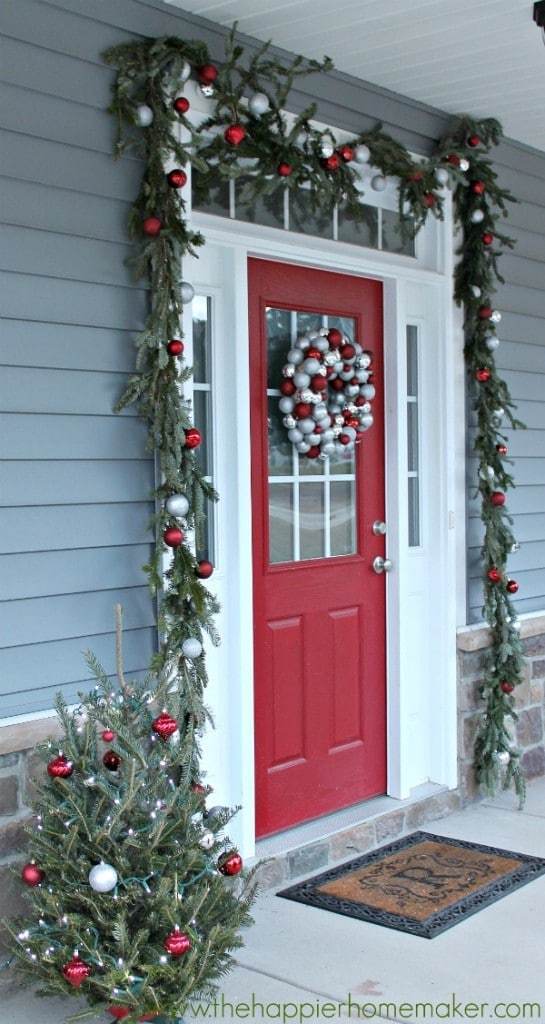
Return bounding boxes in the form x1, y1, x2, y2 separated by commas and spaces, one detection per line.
164, 0, 545, 152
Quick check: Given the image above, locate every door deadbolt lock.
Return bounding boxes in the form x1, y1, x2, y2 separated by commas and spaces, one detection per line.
373, 556, 393, 574
372, 520, 387, 535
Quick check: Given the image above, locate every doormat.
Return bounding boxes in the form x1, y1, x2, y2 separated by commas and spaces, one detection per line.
277, 831, 545, 938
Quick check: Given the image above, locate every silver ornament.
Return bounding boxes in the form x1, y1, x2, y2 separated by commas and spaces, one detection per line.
180, 60, 192, 83
490, 310, 502, 324
166, 493, 189, 518
287, 348, 304, 365
321, 442, 336, 456
83, 776, 96, 788
471, 285, 482, 298
486, 336, 500, 351
511, 541, 520, 553
354, 144, 371, 164
307, 433, 321, 445
459, 158, 470, 172
320, 140, 334, 158
479, 466, 495, 481
323, 352, 338, 367
360, 414, 374, 429
497, 750, 510, 766
135, 104, 154, 127
470, 209, 485, 224
293, 371, 311, 389
283, 415, 296, 430
299, 418, 316, 434
200, 84, 215, 98
248, 92, 270, 117
282, 364, 295, 378
435, 167, 450, 187
319, 327, 330, 337
303, 358, 321, 375
199, 830, 215, 850
361, 384, 376, 400
492, 407, 504, 422
371, 174, 387, 192
297, 441, 311, 454
278, 396, 295, 414
180, 281, 195, 304
182, 637, 202, 660
298, 388, 314, 403
88, 862, 118, 893
288, 428, 303, 444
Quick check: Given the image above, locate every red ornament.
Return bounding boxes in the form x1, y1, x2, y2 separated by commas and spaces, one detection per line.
478, 305, 493, 320
101, 729, 116, 743
311, 376, 327, 392
163, 526, 184, 548
475, 367, 491, 383
340, 344, 356, 360
506, 579, 519, 594
184, 427, 202, 449
487, 567, 502, 584
491, 491, 506, 507
173, 96, 190, 116
471, 180, 486, 195
196, 560, 214, 579
355, 396, 365, 407
408, 170, 424, 182
277, 162, 293, 177
338, 144, 354, 162
103, 750, 121, 772
330, 378, 345, 392
152, 711, 179, 741
21, 862, 44, 887
218, 850, 243, 876
47, 755, 74, 779
198, 64, 218, 85
62, 955, 92, 988
482, 232, 494, 246
496, 443, 508, 456
167, 339, 184, 356
446, 154, 461, 166
163, 927, 191, 957
167, 169, 187, 189
294, 402, 312, 419
280, 379, 296, 396
468, 134, 482, 148
323, 153, 341, 172
339, 433, 351, 446
423, 192, 436, 208
191, 781, 206, 796
327, 328, 343, 348
500, 681, 515, 694
224, 124, 246, 147
306, 347, 322, 360
142, 217, 162, 237
108, 1009, 130, 1021
306, 446, 321, 459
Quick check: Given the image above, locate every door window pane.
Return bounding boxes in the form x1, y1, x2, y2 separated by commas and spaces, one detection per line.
269, 483, 294, 564
191, 296, 215, 563
299, 485, 325, 561
331, 481, 356, 556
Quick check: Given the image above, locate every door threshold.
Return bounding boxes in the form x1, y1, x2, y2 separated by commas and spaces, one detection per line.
251, 782, 461, 889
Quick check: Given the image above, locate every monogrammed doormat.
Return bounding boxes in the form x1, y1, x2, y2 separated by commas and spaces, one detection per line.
278, 831, 545, 938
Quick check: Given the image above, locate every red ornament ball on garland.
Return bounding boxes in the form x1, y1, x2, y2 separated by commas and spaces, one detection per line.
191, 781, 207, 797
306, 446, 321, 459
500, 681, 515, 694
311, 376, 327, 392
198, 64, 218, 85
478, 305, 493, 320
108, 1009, 130, 1021
196, 560, 214, 579
163, 926, 191, 957
142, 217, 162, 237
167, 169, 187, 189
475, 367, 491, 382
330, 378, 345, 392
167, 339, 184, 356
323, 153, 341, 172
327, 328, 343, 348
471, 180, 486, 195
218, 850, 243, 876
339, 433, 351, 446
506, 579, 519, 594
294, 402, 312, 419
163, 526, 184, 548
496, 443, 508, 456
482, 232, 494, 246
487, 567, 502, 584
277, 162, 293, 177
468, 134, 482, 148
152, 711, 179, 741
280, 379, 296, 396
62, 955, 92, 988
446, 153, 461, 166
338, 144, 354, 162
306, 346, 322, 360
184, 427, 202, 449
423, 192, 436, 208
47, 754, 74, 779
173, 96, 190, 115
408, 170, 424, 182
224, 124, 246, 147
101, 729, 116, 743
103, 750, 121, 772
491, 491, 506, 507
21, 862, 45, 887
340, 344, 356, 360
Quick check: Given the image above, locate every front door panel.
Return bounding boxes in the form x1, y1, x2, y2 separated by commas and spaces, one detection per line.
249, 258, 386, 837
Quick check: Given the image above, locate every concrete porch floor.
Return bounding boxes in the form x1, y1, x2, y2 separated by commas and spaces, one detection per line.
4, 779, 545, 1024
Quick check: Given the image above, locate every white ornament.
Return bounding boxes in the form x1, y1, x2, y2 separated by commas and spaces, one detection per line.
371, 175, 387, 192
83, 776, 96, 788
166, 493, 189, 518
497, 751, 510, 766
135, 104, 153, 127
435, 167, 450, 187
320, 140, 334, 158
180, 60, 192, 83
486, 336, 500, 352
88, 862, 118, 893
199, 830, 215, 850
471, 285, 482, 298
298, 388, 314, 403
490, 310, 502, 324
282, 363, 295, 378
180, 282, 195, 304
182, 637, 202, 660
480, 466, 495, 481
283, 415, 296, 431
354, 144, 371, 164
200, 84, 215, 98
249, 92, 270, 117
459, 158, 470, 172
470, 209, 485, 224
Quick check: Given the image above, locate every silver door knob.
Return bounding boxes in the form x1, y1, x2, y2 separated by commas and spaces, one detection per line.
373, 520, 387, 535
373, 556, 393, 574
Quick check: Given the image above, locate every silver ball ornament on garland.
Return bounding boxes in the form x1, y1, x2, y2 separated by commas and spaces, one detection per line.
179, 60, 192, 82
470, 209, 485, 224
459, 158, 470, 172
198, 830, 215, 850
490, 310, 502, 324
371, 175, 387, 192
166, 493, 189, 518
182, 637, 203, 660
135, 104, 154, 127
486, 336, 500, 351
320, 139, 335, 158
248, 92, 270, 116
471, 285, 482, 298
88, 861, 118, 893
496, 750, 510, 766
200, 84, 215, 98
435, 167, 450, 186
354, 144, 371, 164
180, 281, 195, 304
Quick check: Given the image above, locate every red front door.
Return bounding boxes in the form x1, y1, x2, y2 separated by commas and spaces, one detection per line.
249, 258, 386, 838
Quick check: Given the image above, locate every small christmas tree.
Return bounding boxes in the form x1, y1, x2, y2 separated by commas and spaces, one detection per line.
8, 607, 255, 1023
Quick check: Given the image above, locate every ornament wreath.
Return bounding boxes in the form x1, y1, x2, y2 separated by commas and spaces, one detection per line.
102, 33, 525, 798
